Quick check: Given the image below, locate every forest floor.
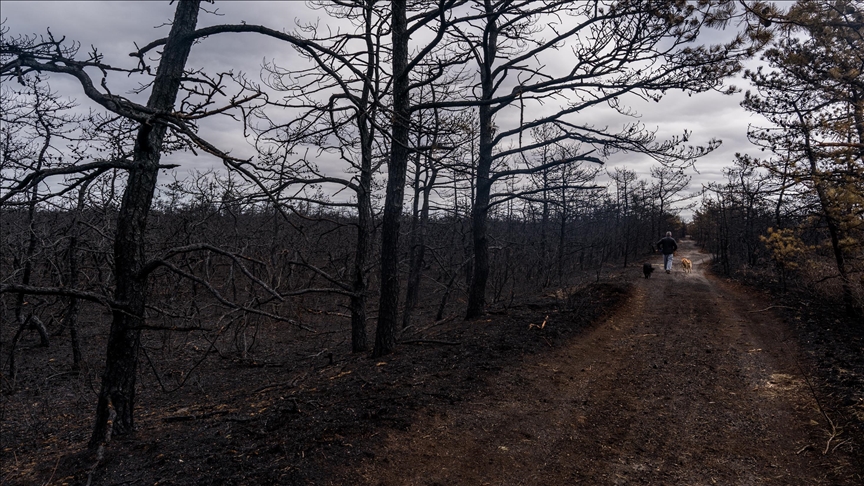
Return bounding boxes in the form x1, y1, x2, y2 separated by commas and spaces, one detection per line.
2, 239, 863, 485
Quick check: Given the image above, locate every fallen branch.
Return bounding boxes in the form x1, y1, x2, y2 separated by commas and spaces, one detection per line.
86, 407, 116, 486
45, 457, 61, 486
823, 415, 841, 455
787, 340, 843, 456
0, 283, 116, 308
225, 415, 257, 423
529, 315, 549, 330
831, 438, 851, 453
404, 315, 456, 337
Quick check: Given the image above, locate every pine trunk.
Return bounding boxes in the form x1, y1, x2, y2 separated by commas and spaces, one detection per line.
89, 0, 200, 449
373, 0, 408, 357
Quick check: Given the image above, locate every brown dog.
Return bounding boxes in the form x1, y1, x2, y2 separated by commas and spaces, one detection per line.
681, 258, 692, 273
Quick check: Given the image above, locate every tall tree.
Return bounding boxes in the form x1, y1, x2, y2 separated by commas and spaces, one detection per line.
157, 0, 462, 356
1, 81, 75, 379
374, 0, 460, 356
253, 0, 389, 352
743, 0, 863, 316
1, 0, 280, 446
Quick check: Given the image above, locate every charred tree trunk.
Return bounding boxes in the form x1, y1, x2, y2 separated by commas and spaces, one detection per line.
350, 184, 371, 352
557, 184, 568, 285
373, 0, 408, 357
350, 119, 374, 352
89, 0, 200, 449
63, 181, 90, 371
65, 226, 83, 369
402, 157, 437, 329
7, 118, 49, 381
402, 155, 424, 329
465, 9, 497, 319
403, 89, 440, 329
540, 172, 550, 287
465, 66, 495, 319
466, 137, 492, 319
349, 1, 379, 353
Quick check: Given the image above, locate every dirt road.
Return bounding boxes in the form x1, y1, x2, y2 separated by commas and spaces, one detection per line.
353, 240, 856, 485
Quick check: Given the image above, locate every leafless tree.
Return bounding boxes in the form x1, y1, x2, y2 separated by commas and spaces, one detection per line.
247, 0, 391, 353
1, 0, 286, 447
372, 0, 468, 356
129, 0, 465, 357
649, 164, 693, 234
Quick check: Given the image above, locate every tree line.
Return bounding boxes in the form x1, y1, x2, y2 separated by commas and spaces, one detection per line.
692, 0, 863, 317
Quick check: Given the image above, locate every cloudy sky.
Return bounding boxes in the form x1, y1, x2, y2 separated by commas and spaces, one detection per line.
2, 1, 767, 219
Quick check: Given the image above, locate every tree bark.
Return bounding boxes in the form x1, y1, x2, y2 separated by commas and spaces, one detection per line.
64, 181, 90, 371
466, 163, 492, 319
89, 0, 200, 449
8, 111, 48, 381
65, 228, 82, 369
402, 155, 424, 329
349, 0, 379, 353
804, 130, 857, 317
465, 18, 496, 318
350, 115, 373, 352
402, 156, 437, 329
373, 0, 408, 357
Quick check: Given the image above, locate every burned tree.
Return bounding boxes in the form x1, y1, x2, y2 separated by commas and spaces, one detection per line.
1, 0, 281, 447
251, 0, 390, 353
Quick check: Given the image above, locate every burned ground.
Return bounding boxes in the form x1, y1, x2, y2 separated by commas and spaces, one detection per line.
2, 240, 862, 485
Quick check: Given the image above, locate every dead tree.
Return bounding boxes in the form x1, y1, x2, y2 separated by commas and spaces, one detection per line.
649, 164, 693, 236
373, 0, 463, 356
252, 0, 390, 353
1, 81, 88, 381
401, 83, 460, 330
1, 0, 279, 447
126, 0, 464, 357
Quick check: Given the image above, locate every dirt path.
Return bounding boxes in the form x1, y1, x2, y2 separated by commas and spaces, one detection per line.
352, 240, 851, 485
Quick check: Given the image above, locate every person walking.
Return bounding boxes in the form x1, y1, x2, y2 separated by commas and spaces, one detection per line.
656, 231, 678, 274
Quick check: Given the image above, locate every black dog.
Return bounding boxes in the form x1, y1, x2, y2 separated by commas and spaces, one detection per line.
643, 262, 654, 278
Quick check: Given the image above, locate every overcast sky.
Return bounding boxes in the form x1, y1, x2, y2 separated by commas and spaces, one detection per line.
1, 1, 767, 220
